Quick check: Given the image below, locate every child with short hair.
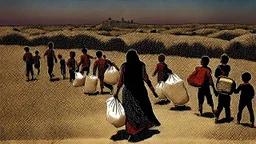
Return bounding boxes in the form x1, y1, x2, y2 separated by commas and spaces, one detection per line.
67, 51, 77, 82
93, 50, 115, 94
152, 53, 173, 82
214, 54, 233, 123
197, 56, 217, 116
34, 50, 41, 77
234, 72, 255, 128
44, 42, 57, 80
77, 48, 95, 75
58, 54, 66, 79
23, 46, 34, 81
152, 53, 173, 102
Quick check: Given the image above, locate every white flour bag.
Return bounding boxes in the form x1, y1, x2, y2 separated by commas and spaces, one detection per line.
162, 74, 189, 105
106, 97, 126, 128
155, 81, 166, 99
83, 75, 98, 94
104, 66, 120, 85
73, 72, 86, 87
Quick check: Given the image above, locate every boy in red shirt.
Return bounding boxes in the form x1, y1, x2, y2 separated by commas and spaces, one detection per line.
44, 42, 57, 81
93, 51, 115, 94
197, 56, 217, 116
23, 46, 34, 81
77, 48, 95, 75
152, 54, 173, 82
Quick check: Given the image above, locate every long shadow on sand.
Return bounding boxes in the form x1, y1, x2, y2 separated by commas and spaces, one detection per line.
240, 123, 255, 128
194, 112, 215, 118
110, 129, 160, 143
49, 78, 60, 82
170, 105, 191, 111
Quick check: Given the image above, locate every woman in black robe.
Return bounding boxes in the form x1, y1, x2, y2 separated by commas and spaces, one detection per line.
114, 49, 160, 139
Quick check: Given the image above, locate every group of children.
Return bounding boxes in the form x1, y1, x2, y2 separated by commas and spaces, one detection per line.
152, 53, 255, 128
23, 42, 117, 94
23, 44, 255, 128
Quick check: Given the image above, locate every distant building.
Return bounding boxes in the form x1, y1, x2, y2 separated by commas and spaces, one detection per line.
96, 18, 139, 30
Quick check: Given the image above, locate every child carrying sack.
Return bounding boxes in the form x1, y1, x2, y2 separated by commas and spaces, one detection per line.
106, 97, 126, 128
104, 66, 120, 85
187, 66, 208, 87
73, 72, 86, 87
155, 81, 166, 99
83, 75, 98, 94
163, 74, 189, 105
216, 76, 236, 95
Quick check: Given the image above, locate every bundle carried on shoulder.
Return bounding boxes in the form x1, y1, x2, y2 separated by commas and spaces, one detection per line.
187, 66, 208, 87
104, 66, 120, 85
155, 81, 166, 99
162, 74, 189, 105
73, 72, 86, 87
83, 75, 98, 94
216, 76, 236, 95
106, 97, 126, 128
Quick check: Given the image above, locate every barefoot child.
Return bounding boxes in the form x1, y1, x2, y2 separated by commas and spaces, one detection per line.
67, 51, 77, 82
58, 54, 66, 79
93, 50, 115, 94
23, 46, 34, 81
34, 50, 41, 77
234, 72, 255, 128
77, 48, 96, 75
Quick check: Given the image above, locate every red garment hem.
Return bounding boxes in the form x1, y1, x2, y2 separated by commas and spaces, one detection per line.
126, 121, 155, 135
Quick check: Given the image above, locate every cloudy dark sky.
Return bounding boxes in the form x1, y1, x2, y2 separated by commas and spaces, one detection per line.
0, 0, 255, 25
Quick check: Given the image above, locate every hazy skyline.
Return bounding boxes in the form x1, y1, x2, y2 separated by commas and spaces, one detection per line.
0, 0, 255, 25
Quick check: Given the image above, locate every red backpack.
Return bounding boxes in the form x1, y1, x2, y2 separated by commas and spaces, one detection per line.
187, 66, 208, 87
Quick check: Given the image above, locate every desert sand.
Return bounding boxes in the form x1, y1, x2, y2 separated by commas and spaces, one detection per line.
1, 45, 256, 144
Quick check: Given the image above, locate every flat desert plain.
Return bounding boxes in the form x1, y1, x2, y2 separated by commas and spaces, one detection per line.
1, 45, 256, 144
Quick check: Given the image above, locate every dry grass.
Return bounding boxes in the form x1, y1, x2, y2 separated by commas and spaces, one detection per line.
208, 29, 251, 40
0, 24, 256, 60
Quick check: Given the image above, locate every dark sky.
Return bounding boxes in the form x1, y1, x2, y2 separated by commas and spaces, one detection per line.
0, 0, 255, 25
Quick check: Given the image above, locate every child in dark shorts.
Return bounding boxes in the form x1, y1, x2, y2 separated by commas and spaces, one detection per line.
197, 56, 217, 116
67, 51, 77, 82
58, 54, 66, 79
234, 72, 255, 128
93, 51, 115, 94
214, 54, 233, 123
34, 50, 41, 77
23, 46, 34, 81
77, 48, 95, 75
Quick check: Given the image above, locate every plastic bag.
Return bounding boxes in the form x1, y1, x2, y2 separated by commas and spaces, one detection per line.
73, 72, 86, 87
163, 74, 189, 105
104, 66, 120, 85
155, 81, 166, 99
106, 97, 126, 128
216, 76, 236, 95
83, 75, 98, 94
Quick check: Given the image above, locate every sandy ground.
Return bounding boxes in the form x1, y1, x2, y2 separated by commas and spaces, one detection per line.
1, 45, 256, 144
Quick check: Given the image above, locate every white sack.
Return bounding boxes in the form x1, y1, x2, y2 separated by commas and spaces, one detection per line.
73, 72, 86, 87
162, 74, 189, 105
104, 66, 120, 85
106, 97, 126, 128
83, 75, 98, 94
155, 81, 166, 99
